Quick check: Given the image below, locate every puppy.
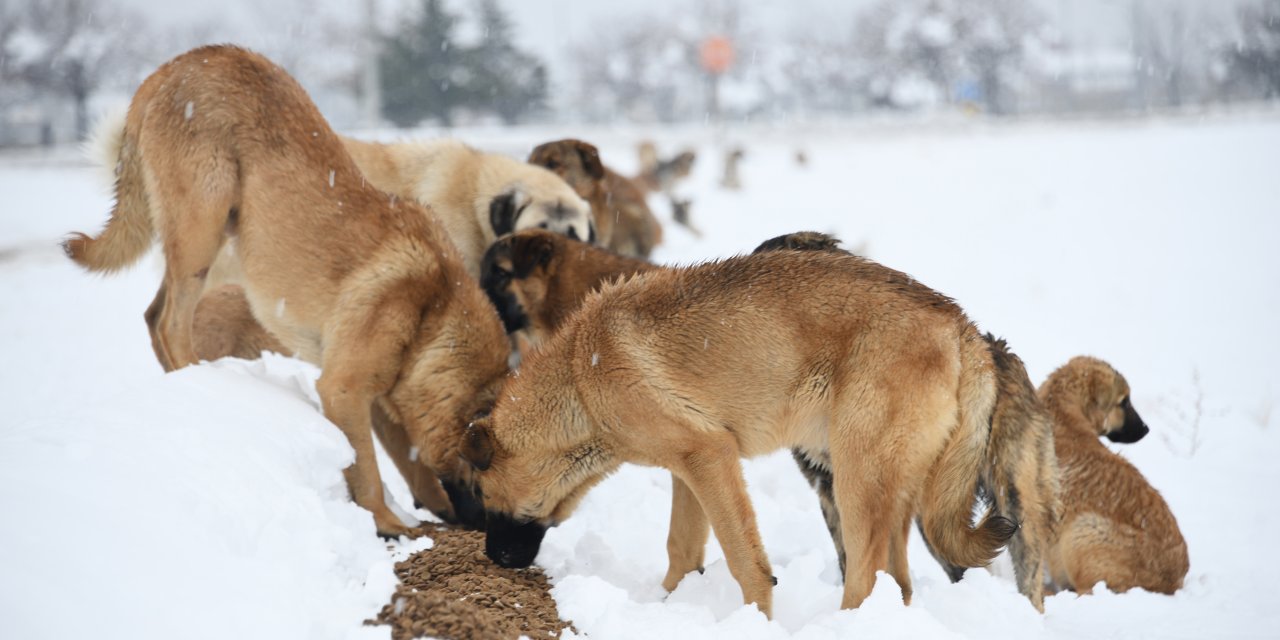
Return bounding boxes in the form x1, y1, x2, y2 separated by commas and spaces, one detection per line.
65, 45, 509, 536
462, 249, 1048, 617
342, 135, 596, 278
1038, 357, 1189, 594
528, 138, 663, 258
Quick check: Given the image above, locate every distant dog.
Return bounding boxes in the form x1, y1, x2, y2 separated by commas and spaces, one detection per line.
1038, 357, 1188, 594
634, 141, 700, 236
634, 144, 696, 195
342, 136, 596, 278
461, 249, 1046, 618
527, 138, 663, 258
720, 147, 744, 190
65, 45, 509, 537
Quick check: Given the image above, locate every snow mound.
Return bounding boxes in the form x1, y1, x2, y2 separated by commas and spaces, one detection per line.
0, 355, 399, 640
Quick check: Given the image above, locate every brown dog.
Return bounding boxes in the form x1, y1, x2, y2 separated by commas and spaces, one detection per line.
64, 45, 509, 537
528, 139, 663, 258
460, 249, 1034, 618
480, 230, 1057, 609
1038, 357, 1189, 594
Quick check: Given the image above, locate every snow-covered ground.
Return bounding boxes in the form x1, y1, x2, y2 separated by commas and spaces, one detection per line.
1, 113, 1277, 639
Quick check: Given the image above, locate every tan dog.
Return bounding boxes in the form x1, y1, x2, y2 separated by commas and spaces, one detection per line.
1038, 357, 1189, 594
341, 136, 596, 278
480, 230, 1057, 609
527, 139, 663, 258
64, 45, 510, 537
459, 249, 1042, 618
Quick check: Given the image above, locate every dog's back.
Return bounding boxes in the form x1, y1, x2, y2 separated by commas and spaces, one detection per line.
1038, 358, 1189, 594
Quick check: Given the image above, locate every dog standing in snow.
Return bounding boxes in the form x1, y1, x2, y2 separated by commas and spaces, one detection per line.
458, 248, 1070, 618
65, 45, 510, 537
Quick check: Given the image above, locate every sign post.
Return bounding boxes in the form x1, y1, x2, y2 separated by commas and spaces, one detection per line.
700, 36, 735, 122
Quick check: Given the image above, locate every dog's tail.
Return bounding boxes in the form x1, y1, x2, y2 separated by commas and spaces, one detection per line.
918, 327, 1019, 570
64, 106, 154, 273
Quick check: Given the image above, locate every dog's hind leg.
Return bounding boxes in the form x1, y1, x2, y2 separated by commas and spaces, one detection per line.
662, 474, 710, 592
887, 509, 914, 604
830, 447, 894, 609
996, 424, 1057, 611
148, 150, 239, 370
144, 282, 177, 372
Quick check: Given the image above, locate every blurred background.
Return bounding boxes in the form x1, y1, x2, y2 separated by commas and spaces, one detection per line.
2, 0, 1278, 145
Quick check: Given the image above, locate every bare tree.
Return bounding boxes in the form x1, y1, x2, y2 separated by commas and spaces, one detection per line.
1228, 0, 1280, 99
8, 0, 149, 140
852, 0, 1045, 114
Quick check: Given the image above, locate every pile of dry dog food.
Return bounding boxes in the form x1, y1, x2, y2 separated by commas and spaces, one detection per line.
369, 523, 573, 639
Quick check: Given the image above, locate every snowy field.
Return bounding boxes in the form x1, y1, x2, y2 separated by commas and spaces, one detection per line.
1, 113, 1278, 639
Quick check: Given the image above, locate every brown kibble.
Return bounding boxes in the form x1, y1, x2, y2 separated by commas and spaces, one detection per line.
366, 523, 574, 639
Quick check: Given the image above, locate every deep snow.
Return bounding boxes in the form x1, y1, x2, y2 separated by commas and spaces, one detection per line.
1, 113, 1278, 639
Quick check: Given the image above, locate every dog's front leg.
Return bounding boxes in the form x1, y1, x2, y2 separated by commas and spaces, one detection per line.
317, 301, 424, 539
370, 400, 456, 523
672, 434, 774, 618
662, 473, 710, 592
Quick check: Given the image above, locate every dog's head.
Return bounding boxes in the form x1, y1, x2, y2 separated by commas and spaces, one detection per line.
460, 374, 613, 569
528, 139, 606, 202
487, 165, 596, 245
1048, 356, 1150, 444
480, 229, 561, 335
481, 228, 653, 344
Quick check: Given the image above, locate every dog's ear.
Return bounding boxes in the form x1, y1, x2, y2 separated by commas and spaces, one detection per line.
573, 141, 605, 181
461, 419, 494, 471
511, 232, 557, 276
490, 190, 522, 237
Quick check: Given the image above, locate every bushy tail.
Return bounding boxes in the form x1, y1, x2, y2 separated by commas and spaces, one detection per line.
64, 107, 153, 273
919, 328, 1019, 569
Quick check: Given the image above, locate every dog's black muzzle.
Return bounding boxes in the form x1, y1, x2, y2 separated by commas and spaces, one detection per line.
484, 511, 549, 569
1107, 397, 1150, 444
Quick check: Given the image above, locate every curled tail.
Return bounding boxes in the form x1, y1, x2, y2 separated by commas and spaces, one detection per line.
919, 328, 1018, 569
64, 107, 153, 273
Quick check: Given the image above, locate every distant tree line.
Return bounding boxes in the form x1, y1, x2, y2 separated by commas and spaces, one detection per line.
565, 0, 1280, 122
2, 0, 1280, 146
378, 0, 548, 127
